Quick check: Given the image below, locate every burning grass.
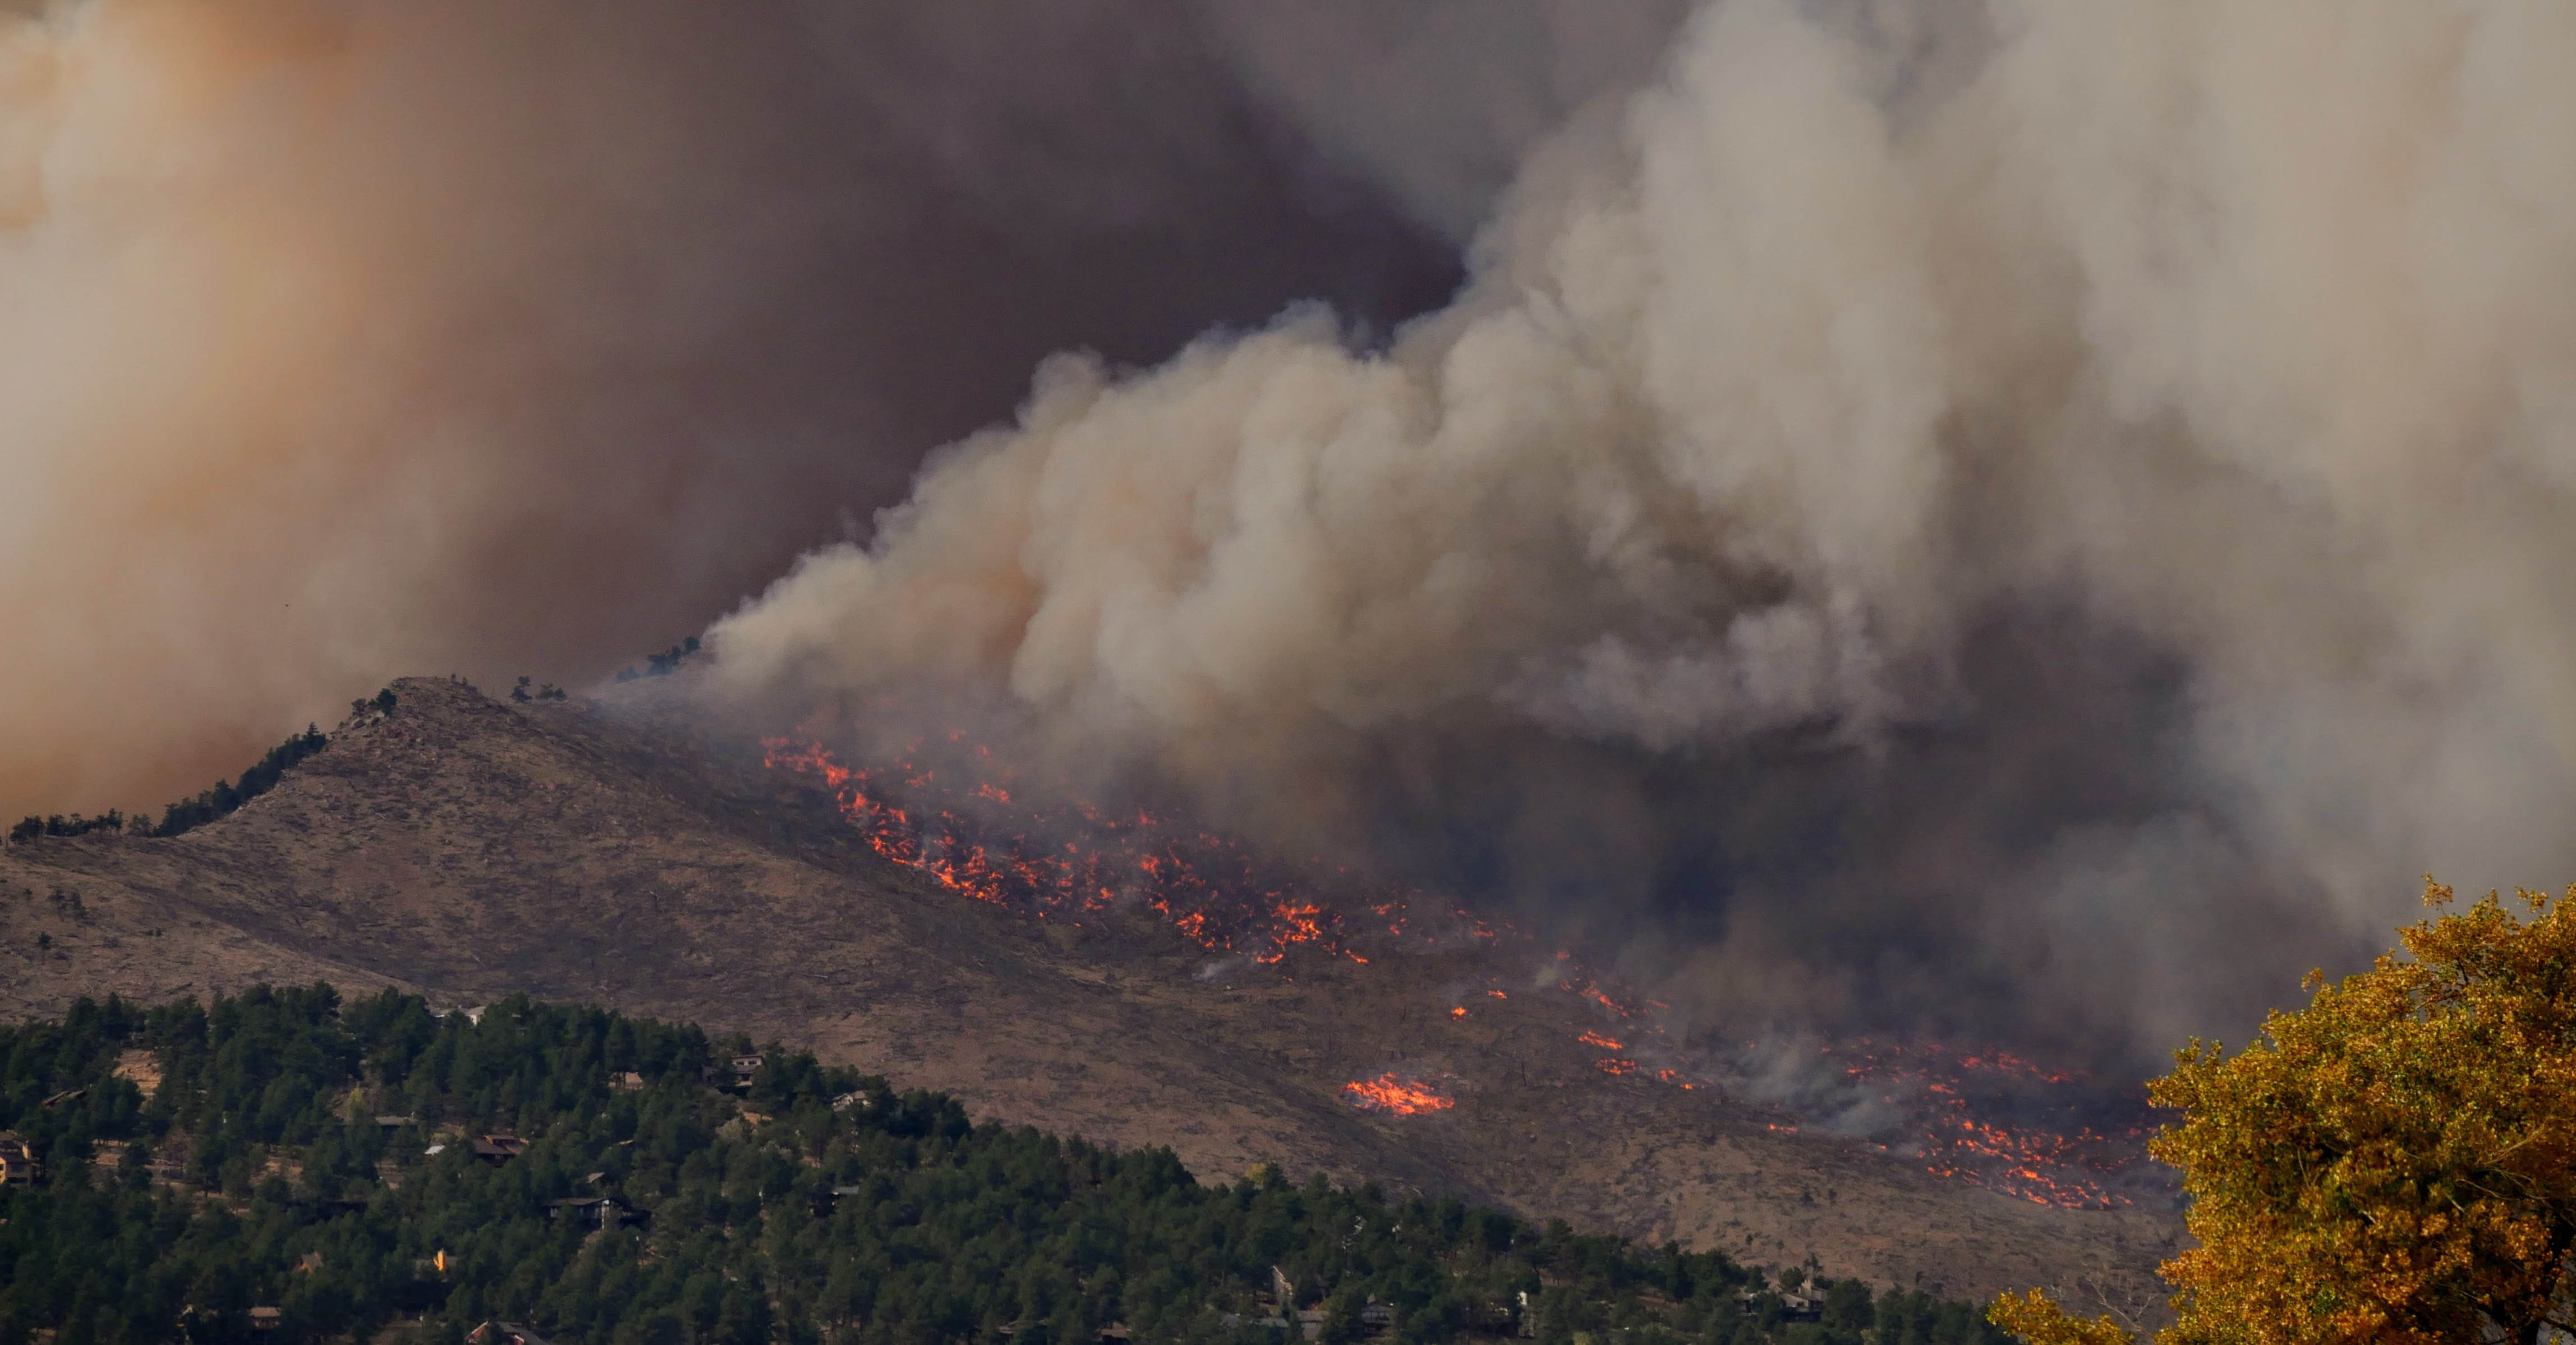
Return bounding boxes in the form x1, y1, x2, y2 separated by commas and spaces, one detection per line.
763, 731, 2160, 1209
765, 736, 1499, 966
1342, 1072, 1455, 1115
1812, 1039, 2160, 1209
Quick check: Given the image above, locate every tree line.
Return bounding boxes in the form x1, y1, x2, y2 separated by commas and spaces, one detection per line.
4, 685, 406, 846
7, 709, 361, 846
0, 985, 2008, 1345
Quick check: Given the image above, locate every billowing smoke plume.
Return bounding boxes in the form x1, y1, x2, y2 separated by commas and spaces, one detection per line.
6, 0, 1692, 818
712, 0, 2576, 1064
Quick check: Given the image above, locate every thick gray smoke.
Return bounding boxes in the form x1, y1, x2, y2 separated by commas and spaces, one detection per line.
1, 0, 1697, 819
712, 0, 2576, 1064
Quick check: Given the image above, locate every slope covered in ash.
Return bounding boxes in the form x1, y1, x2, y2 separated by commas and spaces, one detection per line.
0, 676, 2178, 1315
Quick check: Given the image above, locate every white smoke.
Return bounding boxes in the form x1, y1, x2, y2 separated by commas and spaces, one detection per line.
710, 0, 2576, 1058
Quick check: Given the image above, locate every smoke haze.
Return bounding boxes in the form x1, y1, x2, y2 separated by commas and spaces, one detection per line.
711, 0, 2576, 1065
6, 0, 1683, 818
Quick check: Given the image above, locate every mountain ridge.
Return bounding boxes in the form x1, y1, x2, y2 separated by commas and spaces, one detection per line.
0, 675, 2179, 1319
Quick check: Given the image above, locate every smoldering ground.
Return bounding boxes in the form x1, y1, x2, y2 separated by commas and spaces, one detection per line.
710, 0, 2576, 1071
4, 0, 1693, 819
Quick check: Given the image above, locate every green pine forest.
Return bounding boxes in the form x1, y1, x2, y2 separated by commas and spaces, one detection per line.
0, 986, 2012, 1345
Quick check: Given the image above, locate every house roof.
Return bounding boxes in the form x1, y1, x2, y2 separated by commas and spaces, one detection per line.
472, 1322, 556, 1345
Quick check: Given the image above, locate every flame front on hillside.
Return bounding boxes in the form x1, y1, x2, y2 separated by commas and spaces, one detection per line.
765, 736, 1495, 964
1343, 1073, 1454, 1115
1813, 1039, 2161, 1209
763, 732, 2159, 1206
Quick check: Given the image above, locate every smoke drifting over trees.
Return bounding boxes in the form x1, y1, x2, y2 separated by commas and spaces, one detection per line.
709, 0, 2576, 1064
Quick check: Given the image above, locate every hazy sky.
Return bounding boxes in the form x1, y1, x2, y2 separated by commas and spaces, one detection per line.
0, 0, 1681, 819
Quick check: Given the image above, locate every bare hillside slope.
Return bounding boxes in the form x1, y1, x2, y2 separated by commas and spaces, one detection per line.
0, 676, 2178, 1316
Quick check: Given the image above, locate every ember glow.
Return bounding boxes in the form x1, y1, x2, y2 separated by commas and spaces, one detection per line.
766, 736, 1500, 965
1342, 1073, 1455, 1116
763, 732, 2159, 1208
1801, 1040, 2160, 1209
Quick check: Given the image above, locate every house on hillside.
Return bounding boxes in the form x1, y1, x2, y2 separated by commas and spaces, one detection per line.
544, 1195, 639, 1231
609, 1071, 646, 1093
471, 1134, 528, 1165
468, 1323, 556, 1345
1734, 1289, 1821, 1323
701, 1055, 763, 1091
0, 1131, 40, 1185
249, 1308, 282, 1334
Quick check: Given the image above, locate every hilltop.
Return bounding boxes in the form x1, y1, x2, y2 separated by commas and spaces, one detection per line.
0, 676, 2179, 1316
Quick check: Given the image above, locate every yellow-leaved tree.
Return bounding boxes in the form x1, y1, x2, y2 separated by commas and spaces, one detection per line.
1994, 882, 2576, 1345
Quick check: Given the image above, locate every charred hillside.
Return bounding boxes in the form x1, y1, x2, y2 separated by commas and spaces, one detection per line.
0, 677, 2179, 1316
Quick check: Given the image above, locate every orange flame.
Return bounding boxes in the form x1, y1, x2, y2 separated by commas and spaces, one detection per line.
1342, 1073, 1455, 1115
765, 734, 2151, 1210
1806, 1037, 2156, 1209
766, 736, 1434, 964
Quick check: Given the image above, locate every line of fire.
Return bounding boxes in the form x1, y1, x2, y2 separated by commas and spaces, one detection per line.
763, 730, 2161, 1211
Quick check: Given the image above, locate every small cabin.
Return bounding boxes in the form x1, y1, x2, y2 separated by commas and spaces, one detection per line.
1736, 1288, 1823, 1324
471, 1134, 528, 1165
249, 1308, 282, 1334
701, 1056, 764, 1091
544, 1195, 637, 1231
609, 1071, 646, 1093
1359, 1302, 1395, 1337
0, 1131, 40, 1186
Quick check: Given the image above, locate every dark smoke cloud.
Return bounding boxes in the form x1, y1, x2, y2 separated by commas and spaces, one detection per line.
3, 0, 1687, 819
712, 0, 2576, 1067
